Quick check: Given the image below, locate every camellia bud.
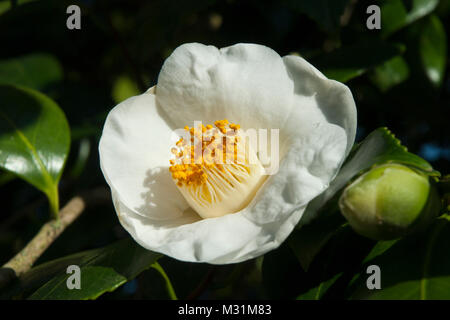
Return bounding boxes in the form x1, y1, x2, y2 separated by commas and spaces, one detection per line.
339, 163, 441, 240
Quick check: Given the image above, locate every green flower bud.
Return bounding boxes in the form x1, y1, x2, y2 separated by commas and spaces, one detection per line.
339, 164, 441, 240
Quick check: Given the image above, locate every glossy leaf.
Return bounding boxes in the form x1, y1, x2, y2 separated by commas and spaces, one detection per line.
0, 53, 62, 91
294, 127, 438, 269
303, 127, 439, 223
361, 240, 398, 265
381, 0, 439, 37
297, 273, 342, 300
369, 56, 410, 92
350, 216, 450, 299
310, 42, 405, 83
20, 238, 162, 300
419, 15, 447, 87
0, 85, 70, 215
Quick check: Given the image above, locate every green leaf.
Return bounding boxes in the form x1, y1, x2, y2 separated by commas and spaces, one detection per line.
285, 0, 350, 32
0, 85, 70, 216
0, 53, 63, 91
381, 0, 439, 37
369, 56, 410, 92
304, 127, 439, 223
112, 75, 140, 104
419, 15, 447, 87
289, 205, 346, 271
15, 238, 162, 300
310, 42, 405, 82
362, 240, 399, 265
350, 216, 450, 299
295, 128, 438, 269
265, 225, 374, 299
297, 273, 343, 300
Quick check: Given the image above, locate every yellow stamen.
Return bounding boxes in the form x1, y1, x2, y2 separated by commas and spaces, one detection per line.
169, 120, 266, 219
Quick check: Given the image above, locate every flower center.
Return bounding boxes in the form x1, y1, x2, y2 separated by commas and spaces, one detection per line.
169, 119, 266, 219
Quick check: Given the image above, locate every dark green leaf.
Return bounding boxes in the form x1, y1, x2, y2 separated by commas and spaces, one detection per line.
17, 238, 162, 300
362, 240, 398, 265
419, 15, 447, 87
369, 56, 410, 92
0, 85, 70, 215
303, 127, 439, 224
0, 53, 62, 91
297, 273, 342, 300
155, 257, 239, 299
350, 216, 450, 299
264, 225, 374, 299
288, 204, 346, 271
381, 0, 439, 37
295, 128, 438, 269
310, 42, 405, 82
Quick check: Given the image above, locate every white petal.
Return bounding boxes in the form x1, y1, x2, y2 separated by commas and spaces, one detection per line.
282, 55, 357, 156
112, 188, 304, 264
99, 43, 357, 264
99, 91, 193, 221
281, 55, 357, 225
156, 43, 294, 133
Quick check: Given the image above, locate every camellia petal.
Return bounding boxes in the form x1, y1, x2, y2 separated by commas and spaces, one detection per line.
156, 43, 294, 134
99, 90, 194, 221
112, 189, 304, 264
99, 43, 357, 264
282, 55, 357, 156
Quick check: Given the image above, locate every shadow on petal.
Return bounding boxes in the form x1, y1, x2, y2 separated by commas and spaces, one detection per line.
135, 166, 201, 223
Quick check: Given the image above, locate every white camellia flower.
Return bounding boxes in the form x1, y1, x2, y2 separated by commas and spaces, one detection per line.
99, 43, 357, 264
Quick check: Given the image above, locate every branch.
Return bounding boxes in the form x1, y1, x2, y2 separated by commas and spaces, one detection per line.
0, 187, 109, 288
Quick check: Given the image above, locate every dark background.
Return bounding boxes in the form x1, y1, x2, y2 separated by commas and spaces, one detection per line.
0, 0, 448, 299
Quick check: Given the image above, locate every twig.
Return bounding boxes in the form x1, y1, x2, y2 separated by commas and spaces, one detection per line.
0, 187, 109, 288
